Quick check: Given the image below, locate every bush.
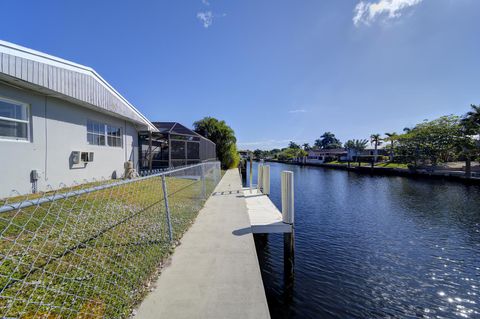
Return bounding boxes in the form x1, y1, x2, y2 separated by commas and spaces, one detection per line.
193, 117, 239, 169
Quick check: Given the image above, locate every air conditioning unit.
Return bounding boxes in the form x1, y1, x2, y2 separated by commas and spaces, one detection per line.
81, 152, 94, 162
72, 151, 81, 164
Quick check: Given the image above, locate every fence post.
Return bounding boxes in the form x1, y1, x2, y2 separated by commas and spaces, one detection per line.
161, 174, 173, 241
201, 164, 207, 199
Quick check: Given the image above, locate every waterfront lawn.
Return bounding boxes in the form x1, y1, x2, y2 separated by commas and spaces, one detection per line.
324, 161, 409, 169
375, 162, 409, 169
0, 175, 207, 318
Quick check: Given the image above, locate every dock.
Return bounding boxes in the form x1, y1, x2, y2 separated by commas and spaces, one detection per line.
134, 169, 270, 319
244, 188, 292, 234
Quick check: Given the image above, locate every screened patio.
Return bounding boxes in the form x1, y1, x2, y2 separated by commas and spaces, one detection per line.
139, 122, 216, 170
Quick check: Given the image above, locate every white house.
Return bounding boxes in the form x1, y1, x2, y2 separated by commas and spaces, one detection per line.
305, 148, 347, 164
0, 40, 157, 198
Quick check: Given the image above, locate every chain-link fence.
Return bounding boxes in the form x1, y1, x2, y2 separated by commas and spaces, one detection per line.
0, 161, 221, 319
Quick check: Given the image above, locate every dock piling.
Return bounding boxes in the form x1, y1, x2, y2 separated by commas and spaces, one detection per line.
281, 170, 295, 285
281, 171, 294, 224
262, 165, 270, 195
257, 163, 264, 192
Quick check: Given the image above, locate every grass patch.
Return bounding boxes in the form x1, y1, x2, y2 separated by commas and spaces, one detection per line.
375, 162, 409, 169
0, 169, 219, 318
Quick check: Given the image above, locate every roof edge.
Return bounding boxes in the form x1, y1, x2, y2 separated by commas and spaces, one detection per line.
0, 40, 157, 132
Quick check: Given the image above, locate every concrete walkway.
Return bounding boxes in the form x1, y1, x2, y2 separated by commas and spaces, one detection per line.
134, 169, 270, 319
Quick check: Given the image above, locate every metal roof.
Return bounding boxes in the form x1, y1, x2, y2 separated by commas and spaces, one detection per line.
0, 40, 157, 131
151, 122, 214, 142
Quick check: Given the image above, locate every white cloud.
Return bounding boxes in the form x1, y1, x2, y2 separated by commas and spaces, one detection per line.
201, 0, 210, 6
353, 0, 423, 27
288, 109, 307, 113
197, 11, 214, 28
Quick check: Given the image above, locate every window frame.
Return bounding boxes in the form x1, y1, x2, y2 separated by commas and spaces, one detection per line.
0, 96, 30, 142
86, 119, 123, 148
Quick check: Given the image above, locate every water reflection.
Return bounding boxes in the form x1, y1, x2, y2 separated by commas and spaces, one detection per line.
249, 162, 480, 319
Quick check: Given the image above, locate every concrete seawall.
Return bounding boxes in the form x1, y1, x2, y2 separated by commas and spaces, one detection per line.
134, 169, 270, 319
266, 160, 480, 185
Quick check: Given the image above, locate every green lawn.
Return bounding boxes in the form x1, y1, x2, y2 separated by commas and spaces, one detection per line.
323, 161, 409, 169
0, 173, 217, 318
375, 162, 409, 169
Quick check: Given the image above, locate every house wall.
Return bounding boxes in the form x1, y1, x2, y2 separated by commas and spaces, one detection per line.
0, 83, 139, 198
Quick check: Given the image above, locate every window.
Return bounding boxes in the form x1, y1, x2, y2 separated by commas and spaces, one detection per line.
87, 120, 106, 146
87, 120, 122, 147
0, 97, 29, 141
107, 125, 122, 147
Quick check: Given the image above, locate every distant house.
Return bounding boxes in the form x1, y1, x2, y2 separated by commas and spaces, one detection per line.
0, 40, 160, 197
305, 148, 347, 164
346, 147, 387, 161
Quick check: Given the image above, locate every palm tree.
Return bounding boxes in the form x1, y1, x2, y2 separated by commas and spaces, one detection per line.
384, 132, 398, 161
302, 143, 311, 151
345, 139, 368, 167
462, 104, 480, 136
370, 134, 383, 163
461, 105, 480, 177
344, 140, 355, 167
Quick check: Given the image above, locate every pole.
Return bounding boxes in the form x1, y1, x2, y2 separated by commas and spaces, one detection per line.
257, 164, 263, 192
262, 165, 270, 195
148, 131, 153, 171
161, 174, 173, 241
281, 170, 295, 288
201, 164, 206, 199
249, 152, 253, 193
281, 171, 294, 225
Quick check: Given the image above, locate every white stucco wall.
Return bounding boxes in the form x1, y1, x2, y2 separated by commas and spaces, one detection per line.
0, 83, 139, 198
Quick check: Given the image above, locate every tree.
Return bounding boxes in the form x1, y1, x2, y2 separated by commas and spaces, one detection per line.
302, 143, 311, 151
370, 134, 383, 163
288, 141, 300, 149
277, 147, 307, 161
384, 132, 398, 161
460, 105, 480, 177
193, 117, 240, 169
253, 149, 264, 159
462, 104, 480, 141
316, 132, 342, 149
345, 139, 368, 167
462, 104, 480, 128
395, 115, 467, 166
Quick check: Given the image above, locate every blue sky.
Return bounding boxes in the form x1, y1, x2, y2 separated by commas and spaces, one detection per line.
1, 0, 479, 150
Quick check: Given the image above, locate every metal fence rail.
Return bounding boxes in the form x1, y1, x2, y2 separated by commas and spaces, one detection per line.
0, 161, 221, 319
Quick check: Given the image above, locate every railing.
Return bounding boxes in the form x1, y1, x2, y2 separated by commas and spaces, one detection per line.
0, 161, 221, 318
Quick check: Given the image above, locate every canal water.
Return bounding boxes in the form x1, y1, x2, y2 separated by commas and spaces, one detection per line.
246, 162, 480, 319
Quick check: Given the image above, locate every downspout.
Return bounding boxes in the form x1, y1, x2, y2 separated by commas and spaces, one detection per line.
124, 120, 127, 163
44, 96, 48, 182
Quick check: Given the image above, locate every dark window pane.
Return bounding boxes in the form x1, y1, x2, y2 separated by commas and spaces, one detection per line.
0, 119, 27, 139
87, 120, 94, 133
99, 135, 105, 145
0, 100, 27, 121
87, 133, 94, 144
